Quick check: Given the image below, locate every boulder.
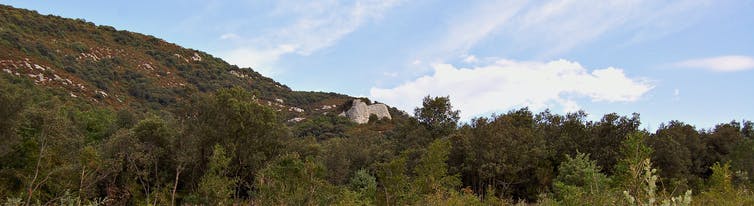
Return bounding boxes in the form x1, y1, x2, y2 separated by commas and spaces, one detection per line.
344, 99, 392, 124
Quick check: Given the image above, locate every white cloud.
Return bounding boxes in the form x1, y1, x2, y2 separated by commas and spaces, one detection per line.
433, 1, 527, 55
462, 54, 478, 63
219, 33, 240, 40
223, 45, 297, 76
432, 0, 711, 58
383, 72, 399, 77
673, 88, 680, 101
674, 55, 754, 72
221, 0, 402, 76
370, 59, 653, 120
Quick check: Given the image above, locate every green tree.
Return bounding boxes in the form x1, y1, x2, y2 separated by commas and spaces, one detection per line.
413, 138, 460, 195
649, 132, 692, 192
0, 77, 28, 158
185, 87, 289, 192
254, 153, 338, 205
696, 162, 754, 205
553, 152, 610, 205
348, 169, 377, 204
614, 132, 654, 197
197, 144, 237, 205
376, 155, 412, 205
589, 113, 642, 174
414, 96, 460, 138
102, 116, 174, 205
462, 109, 551, 200
654, 121, 707, 190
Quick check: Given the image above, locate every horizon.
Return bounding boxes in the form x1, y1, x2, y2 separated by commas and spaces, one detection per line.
3, 0, 753, 130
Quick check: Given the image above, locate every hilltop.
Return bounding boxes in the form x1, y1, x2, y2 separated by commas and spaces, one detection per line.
0, 4, 404, 122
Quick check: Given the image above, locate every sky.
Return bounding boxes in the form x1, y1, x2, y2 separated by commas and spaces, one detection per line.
3, 0, 753, 130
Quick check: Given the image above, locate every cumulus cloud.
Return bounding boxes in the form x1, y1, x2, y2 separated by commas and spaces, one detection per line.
674, 55, 754, 72
370, 59, 653, 120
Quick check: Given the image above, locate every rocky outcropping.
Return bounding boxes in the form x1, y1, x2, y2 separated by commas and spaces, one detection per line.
341, 99, 392, 124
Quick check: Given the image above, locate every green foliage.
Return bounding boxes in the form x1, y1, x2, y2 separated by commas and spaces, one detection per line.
707, 162, 732, 193
376, 155, 412, 205
349, 169, 377, 203
415, 96, 460, 139
457, 108, 552, 200
254, 153, 339, 205
696, 162, 754, 205
553, 152, 611, 205
0, 76, 28, 158
197, 144, 237, 205
413, 138, 461, 195
615, 132, 654, 190
72, 109, 116, 142
616, 133, 694, 206
187, 87, 289, 189
4, 5, 754, 204
294, 113, 354, 140
590, 113, 642, 174
730, 138, 754, 186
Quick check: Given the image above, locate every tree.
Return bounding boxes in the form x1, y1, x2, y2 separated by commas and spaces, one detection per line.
376, 155, 412, 205
536, 110, 590, 166
102, 116, 174, 205
348, 169, 377, 204
18, 104, 81, 204
463, 109, 551, 200
414, 96, 460, 139
614, 132, 653, 196
696, 162, 754, 205
197, 144, 236, 205
0, 77, 28, 158
649, 130, 692, 192
254, 153, 338, 205
589, 113, 641, 174
654, 121, 708, 190
553, 152, 610, 205
413, 138, 461, 195
185, 87, 289, 194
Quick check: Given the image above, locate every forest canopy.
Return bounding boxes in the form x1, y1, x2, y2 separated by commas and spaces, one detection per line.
2, 77, 754, 205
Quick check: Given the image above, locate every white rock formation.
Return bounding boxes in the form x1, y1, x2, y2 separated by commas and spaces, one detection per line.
288, 117, 306, 123
344, 99, 392, 124
289, 107, 304, 113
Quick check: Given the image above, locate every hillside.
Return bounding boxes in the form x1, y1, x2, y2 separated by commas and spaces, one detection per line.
3, 4, 754, 206
0, 4, 398, 122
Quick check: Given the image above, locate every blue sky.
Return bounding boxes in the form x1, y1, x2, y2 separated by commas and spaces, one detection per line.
3, 0, 753, 129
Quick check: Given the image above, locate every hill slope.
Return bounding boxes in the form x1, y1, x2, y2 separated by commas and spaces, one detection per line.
0, 4, 385, 121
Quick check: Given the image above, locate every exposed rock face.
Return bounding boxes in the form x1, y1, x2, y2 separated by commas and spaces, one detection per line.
344, 99, 392, 124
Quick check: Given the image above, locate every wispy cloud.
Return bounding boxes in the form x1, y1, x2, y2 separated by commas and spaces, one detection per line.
221, 0, 403, 76
430, 0, 711, 59
431, 1, 527, 57
219, 33, 240, 40
674, 55, 754, 72
371, 59, 653, 120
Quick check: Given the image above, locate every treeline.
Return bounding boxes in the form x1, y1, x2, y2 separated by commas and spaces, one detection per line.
2, 75, 754, 205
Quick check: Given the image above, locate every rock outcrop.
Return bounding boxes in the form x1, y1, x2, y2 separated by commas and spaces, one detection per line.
341, 99, 392, 124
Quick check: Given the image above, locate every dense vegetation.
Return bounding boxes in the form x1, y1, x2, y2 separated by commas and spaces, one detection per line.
2, 4, 754, 206
3, 71, 754, 205
0, 4, 352, 121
